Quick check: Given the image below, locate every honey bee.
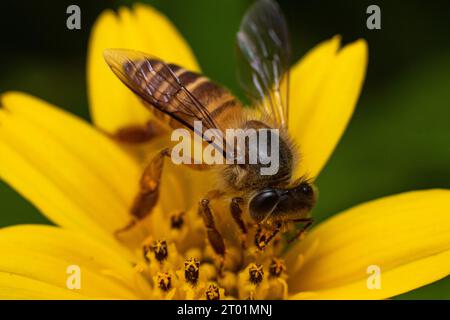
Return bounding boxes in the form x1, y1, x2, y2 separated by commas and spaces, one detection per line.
104, 0, 316, 256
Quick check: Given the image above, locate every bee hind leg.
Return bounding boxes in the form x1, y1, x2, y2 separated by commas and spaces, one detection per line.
113, 120, 166, 144
115, 148, 169, 238
114, 219, 138, 237
115, 148, 211, 238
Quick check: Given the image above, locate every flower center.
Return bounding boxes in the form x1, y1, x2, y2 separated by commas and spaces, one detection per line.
184, 258, 200, 286
205, 284, 221, 300
170, 211, 185, 229
148, 240, 168, 262
156, 272, 172, 291
248, 263, 264, 284
128, 204, 294, 300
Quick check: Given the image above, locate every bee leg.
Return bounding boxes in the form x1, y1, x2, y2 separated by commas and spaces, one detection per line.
115, 148, 170, 238
255, 223, 282, 250
116, 148, 211, 238
287, 218, 314, 244
113, 120, 166, 144
113, 219, 138, 237
230, 197, 247, 249
199, 193, 226, 275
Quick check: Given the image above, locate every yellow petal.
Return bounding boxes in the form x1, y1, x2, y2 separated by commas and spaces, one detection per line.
87, 5, 199, 133
289, 37, 368, 179
133, 4, 199, 70
286, 190, 450, 299
289, 36, 341, 130
0, 225, 150, 299
0, 273, 87, 299
290, 250, 450, 299
0, 92, 139, 254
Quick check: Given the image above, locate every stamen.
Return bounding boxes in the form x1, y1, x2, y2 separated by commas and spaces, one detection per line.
157, 272, 172, 291
269, 258, 286, 277
170, 211, 185, 229
205, 283, 220, 300
184, 258, 200, 286
151, 240, 168, 262
248, 263, 264, 285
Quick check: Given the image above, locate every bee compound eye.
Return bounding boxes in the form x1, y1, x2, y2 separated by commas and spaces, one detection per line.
249, 189, 280, 223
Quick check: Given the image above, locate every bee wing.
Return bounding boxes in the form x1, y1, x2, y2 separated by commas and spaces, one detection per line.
237, 0, 291, 128
104, 48, 230, 158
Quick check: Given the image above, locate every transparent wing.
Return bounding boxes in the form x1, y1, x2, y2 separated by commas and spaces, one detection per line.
237, 0, 291, 128
104, 48, 230, 158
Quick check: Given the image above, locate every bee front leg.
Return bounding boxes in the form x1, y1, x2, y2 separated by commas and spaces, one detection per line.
255, 223, 282, 250
199, 198, 226, 257
199, 191, 226, 274
230, 197, 248, 248
287, 218, 314, 244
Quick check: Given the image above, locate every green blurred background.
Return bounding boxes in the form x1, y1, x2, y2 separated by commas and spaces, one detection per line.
0, 0, 449, 299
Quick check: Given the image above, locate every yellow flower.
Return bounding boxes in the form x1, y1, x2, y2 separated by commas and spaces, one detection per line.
0, 4, 449, 299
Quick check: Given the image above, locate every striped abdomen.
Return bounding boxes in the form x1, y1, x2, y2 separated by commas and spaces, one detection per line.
161, 63, 243, 130
115, 52, 244, 132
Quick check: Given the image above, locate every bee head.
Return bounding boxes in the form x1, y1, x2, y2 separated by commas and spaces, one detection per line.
249, 181, 316, 224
